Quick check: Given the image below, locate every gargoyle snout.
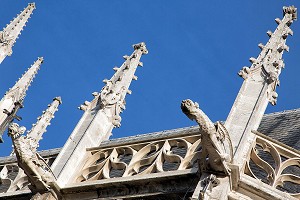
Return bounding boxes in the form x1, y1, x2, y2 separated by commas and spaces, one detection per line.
181, 99, 199, 121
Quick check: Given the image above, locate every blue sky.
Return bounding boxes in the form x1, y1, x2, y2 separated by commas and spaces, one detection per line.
0, 1, 299, 156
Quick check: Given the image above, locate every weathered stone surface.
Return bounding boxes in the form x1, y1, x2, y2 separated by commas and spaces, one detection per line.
51, 42, 148, 186
0, 3, 35, 63
225, 5, 297, 171
0, 58, 43, 142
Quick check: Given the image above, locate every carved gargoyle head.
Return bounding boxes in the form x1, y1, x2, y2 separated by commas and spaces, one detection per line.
181, 99, 200, 121
8, 123, 26, 139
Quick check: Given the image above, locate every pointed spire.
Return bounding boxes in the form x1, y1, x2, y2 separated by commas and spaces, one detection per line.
26, 97, 62, 148
99, 42, 147, 127
0, 3, 36, 64
52, 43, 148, 185
79, 42, 148, 127
225, 6, 297, 169
0, 57, 43, 142
238, 6, 297, 105
5, 57, 43, 104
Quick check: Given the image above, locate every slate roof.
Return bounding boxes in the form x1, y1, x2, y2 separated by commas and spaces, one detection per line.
258, 108, 300, 150
0, 108, 299, 160
0, 109, 299, 197
96, 108, 300, 151
91, 126, 200, 149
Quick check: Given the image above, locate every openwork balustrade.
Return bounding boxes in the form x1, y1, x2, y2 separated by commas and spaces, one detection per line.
76, 134, 202, 182
245, 131, 300, 198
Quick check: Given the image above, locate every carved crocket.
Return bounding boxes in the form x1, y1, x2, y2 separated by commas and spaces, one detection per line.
8, 123, 56, 191
181, 99, 233, 174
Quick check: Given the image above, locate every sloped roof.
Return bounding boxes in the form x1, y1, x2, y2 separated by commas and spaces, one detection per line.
0, 108, 299, 197
258, 108, 300, 150
96, 108, 300, 150
0, 108, 299, 161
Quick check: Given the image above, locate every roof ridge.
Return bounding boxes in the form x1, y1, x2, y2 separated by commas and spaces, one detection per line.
106, 126, 199, 143
98, 108, 300, 144
263, 108, 300, 117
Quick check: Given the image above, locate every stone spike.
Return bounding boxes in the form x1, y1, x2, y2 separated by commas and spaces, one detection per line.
123, 55, 129, 60
127, 89, 132, 95
258, 43, 265, 50
99, 42, 148, 114
249, 57, 257, 64
287, 28, 293, 36
0, 3, 36, 64
226, 6, 297, 171
275, 18, 281, 24
0, 57, 43, 142
278, 44, 289, 52
138, 61, 143, 67
132, 75, 138, 80
92, 92, 99, 97
266, 30, 272, 37
26, 97, 62, 147
5, 57, 43, 103
250, 6, 296, 75
51, 43, 148, 185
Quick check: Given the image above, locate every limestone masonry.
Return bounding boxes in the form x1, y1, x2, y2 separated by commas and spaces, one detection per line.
0, 3, 299, 200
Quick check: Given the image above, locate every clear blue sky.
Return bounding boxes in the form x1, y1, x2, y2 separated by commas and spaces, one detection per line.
0, 1, 299, 156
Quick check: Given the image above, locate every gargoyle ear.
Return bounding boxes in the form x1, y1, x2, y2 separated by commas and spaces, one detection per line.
194, 102, 199, 108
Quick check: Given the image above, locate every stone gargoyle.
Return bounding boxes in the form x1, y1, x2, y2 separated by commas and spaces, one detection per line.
8, 122, 56, 192
181, 99, 233, 174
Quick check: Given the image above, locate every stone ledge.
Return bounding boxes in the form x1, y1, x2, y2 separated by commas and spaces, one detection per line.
239, 174, 298, 200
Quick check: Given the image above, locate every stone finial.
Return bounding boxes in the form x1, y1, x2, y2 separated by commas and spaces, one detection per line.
0, 58, 43, 142
283, 6, 297, 20
99, 42, 147, 127
0, 3, 36, 63
51, 43, 148, 185
79, 43, 147, 128
133, 42, 148, 55
237, 6, 297, 105
5, 57, 43, 103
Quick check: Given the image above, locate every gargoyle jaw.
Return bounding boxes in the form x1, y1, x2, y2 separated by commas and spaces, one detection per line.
181, 99, 199, 121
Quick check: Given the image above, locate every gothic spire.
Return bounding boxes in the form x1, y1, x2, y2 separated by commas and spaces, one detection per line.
52, 42, 148, 185
0, 57, 43, 142
26, 97, 62, 148
79, 42, 148, 127
5, 57, 43, 103
225, 6, 297, 169
0, 3, 36, 64
238, 6, 297, 105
